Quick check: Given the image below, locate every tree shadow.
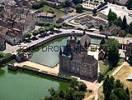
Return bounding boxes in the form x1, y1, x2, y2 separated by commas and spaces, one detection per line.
0, 68, 5, 77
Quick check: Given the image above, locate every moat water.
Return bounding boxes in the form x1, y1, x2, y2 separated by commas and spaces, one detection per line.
30, 37, 101, 67
0, 36, 101, 100
30, 37, 68, 67
0, 66, 68, 100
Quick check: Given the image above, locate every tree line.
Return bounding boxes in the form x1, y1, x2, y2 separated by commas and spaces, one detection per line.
107, 9, 132, 36
45, 79, 87, 100
103, 76, 130, 100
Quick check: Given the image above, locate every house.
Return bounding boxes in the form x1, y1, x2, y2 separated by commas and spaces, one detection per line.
0, 2, 35, 46
0, 26, 8, 51
0, 5, 35, 35
36, 12, 56, 23
5, 28, 22, 45
59, 34, 98, 80
3, 0, 33, 7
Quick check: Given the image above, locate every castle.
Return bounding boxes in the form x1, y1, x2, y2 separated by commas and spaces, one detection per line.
59, 34, 98, 80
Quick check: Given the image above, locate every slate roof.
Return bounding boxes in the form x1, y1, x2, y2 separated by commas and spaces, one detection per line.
61, 34, 97, 65
80, 34, 91, 47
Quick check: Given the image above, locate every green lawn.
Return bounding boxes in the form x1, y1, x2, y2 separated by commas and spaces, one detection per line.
0, 52, 12, 59
99, 59, 124, 76
99, 61, 109, 75
39, 5, 65, 18
126, 33, 132, 37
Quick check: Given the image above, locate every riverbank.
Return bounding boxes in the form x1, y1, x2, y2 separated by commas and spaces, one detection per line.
9, 61, 73, 82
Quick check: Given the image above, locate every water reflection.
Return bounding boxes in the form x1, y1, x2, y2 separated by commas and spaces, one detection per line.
0, 68, 5, 77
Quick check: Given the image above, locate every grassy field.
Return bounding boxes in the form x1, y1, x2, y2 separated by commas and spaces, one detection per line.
39, 5, 65, 18
99, 61, 109, 75
99, 59, 124, 75
114, 64, 132, 91
99, 62, 132, 100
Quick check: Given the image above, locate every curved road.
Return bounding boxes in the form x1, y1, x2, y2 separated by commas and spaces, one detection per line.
4, 28, 132, 54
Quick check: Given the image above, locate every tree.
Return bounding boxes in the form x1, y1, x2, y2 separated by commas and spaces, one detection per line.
39, 28, 45, 33
129, 22, 132, 34
114, 17, 122, 27
76, 4, 83, 13
24, 33, 31, 39
0, 52, 4, 58
32, 1, 44, 9
103, 39, 120, 67
92, 9, 97, 16
49, 24, 54, 31
99, 25, 103, 31
107, 9, 117, 23
45, 79, 86, 100
48, 88, 56, 96
126, 88, 130, 99
109, 91, 119, 100
72, 0, 83, 5
115, 80, 123, 88
78, 82, 87, 91
111, 88, 129, 100
63, 0, 72, 7
58, 90, 65, 98
33, 30, 38, 37
127, 0, 132, 9
103, 76, 115, 100
47, 8, 54, 14
128, 56, 132, 66
122, 16, 128, 30
103, 76, 130, 100
104, 0, 108, 2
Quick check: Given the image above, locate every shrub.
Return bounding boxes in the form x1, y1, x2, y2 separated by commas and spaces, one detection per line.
76, 4, 83, 13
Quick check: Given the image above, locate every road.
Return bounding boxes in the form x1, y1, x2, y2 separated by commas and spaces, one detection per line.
3, 29, 104, 54
4, 28, 132, 54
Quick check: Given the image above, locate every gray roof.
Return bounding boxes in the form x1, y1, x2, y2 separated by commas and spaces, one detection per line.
80, 34, 91, 47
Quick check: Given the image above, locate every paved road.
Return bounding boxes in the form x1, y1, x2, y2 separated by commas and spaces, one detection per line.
4, 28, 132, 54
3, 29, 104, 54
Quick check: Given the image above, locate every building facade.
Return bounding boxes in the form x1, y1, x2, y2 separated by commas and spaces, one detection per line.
35, 12, 56, 24
0, 26, 8, 51
0, 4, 35, 45
5, 28, 22, 45
59, 35, 98, 79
